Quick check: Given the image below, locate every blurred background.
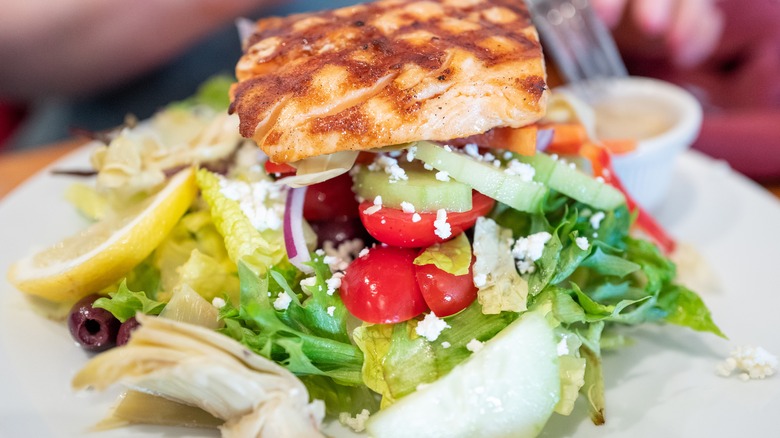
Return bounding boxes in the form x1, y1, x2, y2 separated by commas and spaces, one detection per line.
1, 0, 779, 181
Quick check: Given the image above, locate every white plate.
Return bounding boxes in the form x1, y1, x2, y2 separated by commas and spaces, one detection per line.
1, 146, 778, 437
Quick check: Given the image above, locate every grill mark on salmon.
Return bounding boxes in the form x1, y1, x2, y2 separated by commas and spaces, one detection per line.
232, 0, 548, 163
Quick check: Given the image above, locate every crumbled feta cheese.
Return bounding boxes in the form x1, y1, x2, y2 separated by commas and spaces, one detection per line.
512, 232, 552, 262
300, 276, 317, 289
575, 236, 590, 251
504, 159, 536, 182
315, 249, 325, 256
464, 143, 480, 158
433, 209, 452, 239
516, 259, 536, 275
388, 164, 407, 182
339, 409, 371, 433
406, 145, 417, 162
369, 155, 409, 182
466, 339, 484, 353
595, 176, 605, 183
363, 204, 381, 215
435, 171, 451, 182
321, 238, 366, 272
441, 341, 451, 349
473, 273, 487, 288
415, 312, 450, 342
512, 231, 552, 275
483, 152, 496, 162
503, 151, 513, 160
211, 297, 226, 309
492, 159, 502, 167
373, 195, 383, 206
423, 163, 434, 171
400, 201, 416, 213
358, 248, 370, 258
273, 292, 292, 311
590, 211, 606, 230
219, 178, 286, 231
443, 145, 453, 152
327, 306, 336, 317
412, 213, 422, 223
568, 162, 577, 169
716, 346, 778, 380
323, 255, 339, 266
550, 153, 559, 161
326, 273, 343, 295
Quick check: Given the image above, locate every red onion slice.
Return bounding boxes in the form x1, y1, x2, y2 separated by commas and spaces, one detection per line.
536, 128, 555, 151
284, 186, 313, 273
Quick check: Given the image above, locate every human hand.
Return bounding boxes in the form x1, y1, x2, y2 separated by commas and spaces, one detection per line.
591, 0, 724, 67
0, 0, 278, 99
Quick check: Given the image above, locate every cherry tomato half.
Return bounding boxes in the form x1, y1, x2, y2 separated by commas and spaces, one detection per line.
340, 246, 428, 324
304, 173, 360, 222
358, 192, 496, 248
414, 257, 478, 317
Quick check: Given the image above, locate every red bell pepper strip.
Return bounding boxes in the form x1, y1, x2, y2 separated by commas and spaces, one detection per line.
579, 142, 677, 254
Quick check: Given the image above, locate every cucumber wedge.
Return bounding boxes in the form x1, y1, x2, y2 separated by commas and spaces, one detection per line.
415, 141, 548, 213
366, 309, 560, 438
353, 166, 473, 212
519, 153, 625, 210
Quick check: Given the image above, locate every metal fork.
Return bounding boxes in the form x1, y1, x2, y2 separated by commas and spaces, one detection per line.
526, 0, 627, 84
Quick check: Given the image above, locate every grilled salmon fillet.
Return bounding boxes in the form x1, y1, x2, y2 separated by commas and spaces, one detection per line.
231, 0, 548, 163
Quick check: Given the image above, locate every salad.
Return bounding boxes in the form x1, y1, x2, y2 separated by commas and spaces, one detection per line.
6, 76, 723, 437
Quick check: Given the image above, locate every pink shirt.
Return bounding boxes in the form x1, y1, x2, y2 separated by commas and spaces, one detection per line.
619, 0, 780, 181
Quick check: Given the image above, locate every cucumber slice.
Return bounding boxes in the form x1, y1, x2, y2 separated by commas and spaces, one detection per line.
366, 309, 560, 438
519, 153, 625, 210
415, 141, 548, 213
353, 165, 473, 212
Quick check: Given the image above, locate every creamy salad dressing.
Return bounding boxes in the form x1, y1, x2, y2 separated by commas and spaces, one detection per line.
594, 95, 677, 142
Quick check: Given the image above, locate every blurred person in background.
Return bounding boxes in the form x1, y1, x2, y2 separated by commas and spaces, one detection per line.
593, 0, 780, 181
0, 0, 357, 150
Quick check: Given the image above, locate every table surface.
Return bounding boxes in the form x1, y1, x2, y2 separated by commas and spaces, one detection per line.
1, 140, 779, 200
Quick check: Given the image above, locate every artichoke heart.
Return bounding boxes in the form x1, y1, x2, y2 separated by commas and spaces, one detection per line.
72, 314, 325, 438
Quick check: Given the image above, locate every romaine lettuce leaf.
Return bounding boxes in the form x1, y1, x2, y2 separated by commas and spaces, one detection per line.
472, 218, 529, 313
196, 169, 285, 275
657, 285, 726, 338
353, 302, 515, 407
413, 233, 472, 276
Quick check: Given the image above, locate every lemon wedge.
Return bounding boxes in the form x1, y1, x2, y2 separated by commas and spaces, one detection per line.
8, 168, 197, 303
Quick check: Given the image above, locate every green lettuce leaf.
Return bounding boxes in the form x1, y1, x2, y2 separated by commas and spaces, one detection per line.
196, 169, 285, 275
657, 285, 726, 338
353, 302, 515, 406
580, 247, 641, 278
93, 281, 166, 322
219, 261, 363, 386
413, 233, 472, 276
172, 74, 234, 111
177, 249, 240, 302
554, 330, 586, 416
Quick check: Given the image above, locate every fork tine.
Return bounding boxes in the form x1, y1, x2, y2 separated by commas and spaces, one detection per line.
577, 0, 627, 77
527, 0, 627, 84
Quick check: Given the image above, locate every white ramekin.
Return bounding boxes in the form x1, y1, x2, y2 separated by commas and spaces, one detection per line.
557, 77, 703, 211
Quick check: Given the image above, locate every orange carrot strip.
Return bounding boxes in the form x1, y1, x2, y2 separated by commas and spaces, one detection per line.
544, 123, 589, 155
601, 138, 638, 154
447, 126, 538, 156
